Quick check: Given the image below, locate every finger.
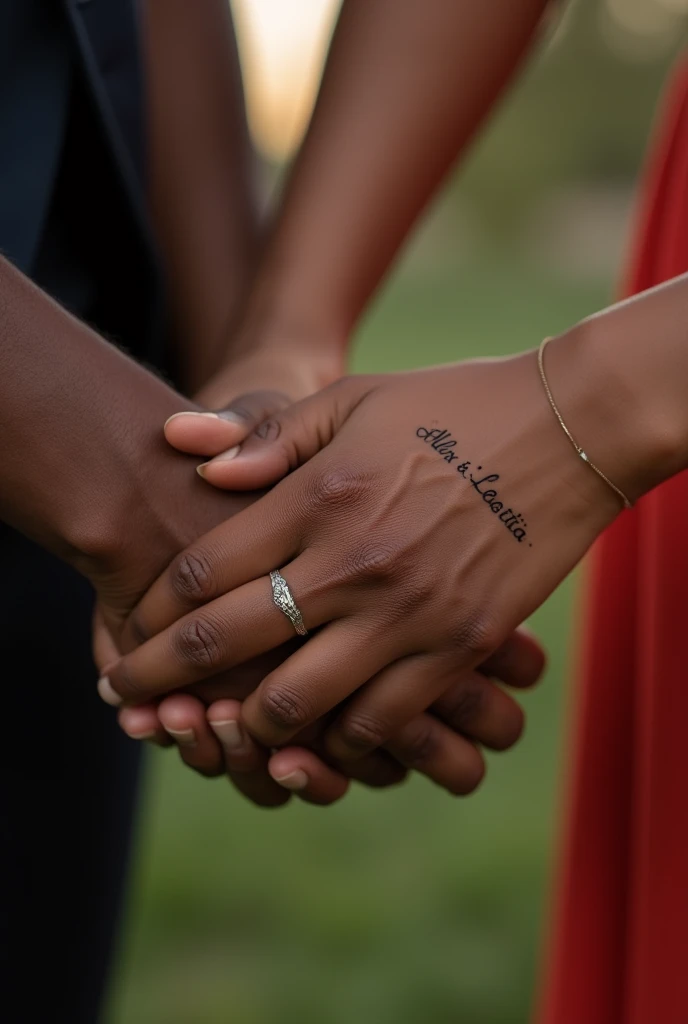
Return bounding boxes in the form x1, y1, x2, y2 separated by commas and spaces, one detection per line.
266, 748, 351, 806
385, 714, 485, 796
478, 627, 546, 689
104, 558, 343, 706
208, 701, 350, 807
329, 750, 408, 790
324, 655, 453, 762
241, 619, 399, 748
207, 700, 291, 807
121, 487, 302, 647
92, 605, 120, 673
165, 390, 291, 458
196, 377, 366, 490
157, 694, 225, 778
430, 673, 525, 751
118, 704, 172, 747
286, 726, 409, 790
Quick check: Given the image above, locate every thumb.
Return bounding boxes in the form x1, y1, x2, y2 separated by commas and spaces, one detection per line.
196, 376, 372, 490
164, 389, 292, 457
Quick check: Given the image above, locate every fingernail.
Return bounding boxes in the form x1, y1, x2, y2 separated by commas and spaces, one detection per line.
165, 727, 197, 748
272, 769, 309, 791
211, 446, 240, 463
97, 676, 122, 707
197, 447, 240, 478
165, 411, 219, 427
217, 410, 245, 424
210, 719, 245, 751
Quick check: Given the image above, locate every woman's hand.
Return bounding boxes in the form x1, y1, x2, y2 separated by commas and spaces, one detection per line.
100, 343, 348, 806
99, 339, 619, 765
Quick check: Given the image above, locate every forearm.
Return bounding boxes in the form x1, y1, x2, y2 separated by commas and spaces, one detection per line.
236, 0, 553, 350
144, 0, 260, 392
0, 256, 197, 560
544, 273, 688, 504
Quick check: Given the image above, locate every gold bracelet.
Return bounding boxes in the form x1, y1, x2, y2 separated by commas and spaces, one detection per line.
537, 337, 632, 510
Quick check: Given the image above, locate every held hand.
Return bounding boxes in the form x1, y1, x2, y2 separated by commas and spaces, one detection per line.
104, 347, 350, 807
167, 344, 343, 458
101, 350, 616, 769
117, 627, 545, 804
91, 344, 337, 639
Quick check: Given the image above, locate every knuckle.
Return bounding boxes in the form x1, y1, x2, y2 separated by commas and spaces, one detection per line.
387, 572, 434, 615
448, 612, 500, 663
435, 680, 485, 730
170, 549, 216, 605
309, 465, 370, 510
174, 616, 224, 668
339, 709, 390, 752
344, 540, 403, 584
259, 682, 312, 733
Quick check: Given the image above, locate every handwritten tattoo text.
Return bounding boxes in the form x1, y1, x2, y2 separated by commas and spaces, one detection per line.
416, 426, 530, 545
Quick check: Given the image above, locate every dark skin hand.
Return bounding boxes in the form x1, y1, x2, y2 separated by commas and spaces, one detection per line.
103, 274, 688, 778
0, 256, 258, 638
116, 626, 546, 806
144, 0, 260, 392
0, 254, 365, 807
115, 0, 557, 799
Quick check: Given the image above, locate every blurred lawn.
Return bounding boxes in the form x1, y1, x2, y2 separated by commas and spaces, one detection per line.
108, 259, 610, 1024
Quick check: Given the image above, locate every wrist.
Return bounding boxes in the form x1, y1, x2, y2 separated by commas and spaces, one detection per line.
543, 317, 688, 506
62, 387, 200, 570
228, 255, 351, 364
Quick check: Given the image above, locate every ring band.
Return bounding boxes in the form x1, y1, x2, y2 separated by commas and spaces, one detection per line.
270, 570, 308, 637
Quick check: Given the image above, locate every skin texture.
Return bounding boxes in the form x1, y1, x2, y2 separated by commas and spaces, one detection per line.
0, 249, 410, 808
117, 627, 546, 804
227, 0, 553, 346
126, 0, 558, 790
144, 0, 260, 392
0, 3, 549, 811
126, 0, 351, 803
104, 275, 688, 772
0, 257, 262, 632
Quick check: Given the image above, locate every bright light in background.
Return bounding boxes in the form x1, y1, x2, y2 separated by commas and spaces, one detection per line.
231, 0, 341, 161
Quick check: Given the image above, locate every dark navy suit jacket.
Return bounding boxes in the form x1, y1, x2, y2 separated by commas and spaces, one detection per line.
0, 0, 165, 366
0, 5, 167, 1019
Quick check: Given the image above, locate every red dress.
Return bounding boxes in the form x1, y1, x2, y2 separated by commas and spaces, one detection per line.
537, 58, 688, 1024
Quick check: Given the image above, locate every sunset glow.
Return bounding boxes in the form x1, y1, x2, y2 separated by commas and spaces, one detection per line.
231, 0, 340, 160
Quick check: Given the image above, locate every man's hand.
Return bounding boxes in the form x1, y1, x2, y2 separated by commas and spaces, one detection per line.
116, 628, 545, 805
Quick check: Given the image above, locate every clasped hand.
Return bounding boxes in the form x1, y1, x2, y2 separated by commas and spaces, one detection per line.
98, 355, 606, 807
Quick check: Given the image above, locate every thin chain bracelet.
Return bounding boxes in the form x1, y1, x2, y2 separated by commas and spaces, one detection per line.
537, 337, 633, 510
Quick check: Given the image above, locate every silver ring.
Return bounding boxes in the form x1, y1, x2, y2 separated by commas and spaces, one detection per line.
270, 570, 308, 637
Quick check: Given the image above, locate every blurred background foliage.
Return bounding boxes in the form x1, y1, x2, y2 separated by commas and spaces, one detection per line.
108, 2, 687, 1022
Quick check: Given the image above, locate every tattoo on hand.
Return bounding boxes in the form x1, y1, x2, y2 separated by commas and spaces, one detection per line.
416, 426, 530, 545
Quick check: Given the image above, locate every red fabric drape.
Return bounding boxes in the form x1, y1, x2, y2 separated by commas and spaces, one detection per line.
537, 57, 688, 1024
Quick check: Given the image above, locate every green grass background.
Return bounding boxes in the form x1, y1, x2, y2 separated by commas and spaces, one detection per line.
108, 260, 611, 1024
